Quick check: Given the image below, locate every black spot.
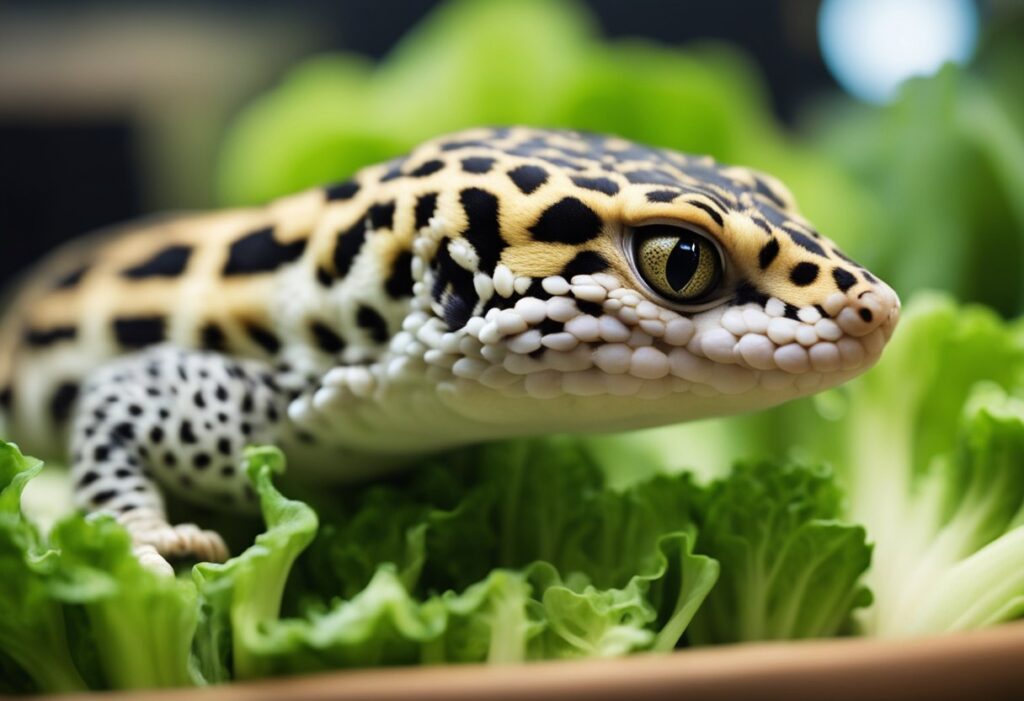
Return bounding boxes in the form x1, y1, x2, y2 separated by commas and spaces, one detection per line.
733, 282, 769, 308
194, 453, 212, 470
121, 245, 193, 279
756, 203, 791, 231
113, 316, 165, 349
179, 421, 198, 444
758, 239, 780, 270
571, 175, 619, 196
220, 465, 236, 477
754, 177, 788, 209
356, 305, 389, 344
443, 295, 474, 330
414, 193, 438, 230
369, 201, 396, 230
561, 251, 610, 279
91, 490, 117, 506
789, 262, 820, 286
129, 404, 143, 417
193, 390, 206, 409
862, 271, 878, 284
245, 323, 281, 355
112, 422, 135, 441
200, 323, 227, 352
215, 385, 228, 402
0, 386, 11, 411
54, 264, 89, 289
575, 299, 604, 316
786, 229, 827, 257
324, 179, 360, 201
859, 308, 874, 323
333, 217, 368, 277
25, 325, 77, 348
150, 426, 165, 444
684, 199, 724, 227
93, 444, 110, 462
48, 382, 79, 424
241, 392, 254, 413
750, 217, 772, 235
217, 437, 232, 456
646, 190, 679, 203
223, 227, 307, 276
409, 160, 444, 178
431, 237, 479, 329
508, 165, 548, 194
310, 320, 346, 354
833, 267, 857, 292
114, 468, 132, 478
385, 250, 415, 299
440, 139, 488, 152
529, 197, 603, 244
164, 452, 177, 468
267, 404, 279, 423
460, 188, 505, 273
241, 422, 252, 436
77, 471, 100, 488
461, 156, 494, 174
316, 266, 334, 288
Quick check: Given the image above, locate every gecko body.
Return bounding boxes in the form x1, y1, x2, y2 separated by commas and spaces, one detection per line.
0, 127, 900, 572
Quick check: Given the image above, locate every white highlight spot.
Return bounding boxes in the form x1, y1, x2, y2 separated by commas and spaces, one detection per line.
819, 0, 978, 104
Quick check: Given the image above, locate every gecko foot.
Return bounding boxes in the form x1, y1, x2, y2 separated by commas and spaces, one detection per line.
118, 510, 229, 575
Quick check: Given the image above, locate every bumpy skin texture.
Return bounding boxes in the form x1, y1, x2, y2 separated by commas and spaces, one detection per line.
0, 127, 899, 572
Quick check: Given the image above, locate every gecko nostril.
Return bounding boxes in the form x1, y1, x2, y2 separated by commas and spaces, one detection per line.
858, 308, 873, 323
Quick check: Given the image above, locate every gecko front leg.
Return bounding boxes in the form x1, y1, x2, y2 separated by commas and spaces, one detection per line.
69, 346, 294, 574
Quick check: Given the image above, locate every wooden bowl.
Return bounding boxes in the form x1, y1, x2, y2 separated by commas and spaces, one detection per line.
55, 622, 1024, 701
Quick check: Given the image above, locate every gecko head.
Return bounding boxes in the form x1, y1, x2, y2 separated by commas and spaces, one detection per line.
401, 129, 900, 435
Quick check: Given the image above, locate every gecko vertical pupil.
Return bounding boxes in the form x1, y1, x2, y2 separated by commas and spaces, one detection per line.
634, 225, 723, 303
665, 237, 701, 291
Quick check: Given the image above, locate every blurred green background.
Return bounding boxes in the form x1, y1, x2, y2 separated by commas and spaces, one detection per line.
3, 0, 1023, 481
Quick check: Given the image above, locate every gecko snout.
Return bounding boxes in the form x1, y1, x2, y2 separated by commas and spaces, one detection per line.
830, 284, 900, 341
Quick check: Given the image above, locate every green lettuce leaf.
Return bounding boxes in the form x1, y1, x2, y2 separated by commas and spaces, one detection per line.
0, 439, 202, 692
192, 446, 318, 683
200, 438, 718, 677
0, 441, 85, 694
46, 514, 199, 690
688, 461, 871, 644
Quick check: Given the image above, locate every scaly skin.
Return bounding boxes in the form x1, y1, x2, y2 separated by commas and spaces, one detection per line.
0, 127, 899, 573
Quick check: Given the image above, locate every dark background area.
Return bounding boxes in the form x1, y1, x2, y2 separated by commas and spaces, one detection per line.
0, 0, 832, 283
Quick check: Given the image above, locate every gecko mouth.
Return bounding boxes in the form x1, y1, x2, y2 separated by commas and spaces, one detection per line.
428, 271, 900, 401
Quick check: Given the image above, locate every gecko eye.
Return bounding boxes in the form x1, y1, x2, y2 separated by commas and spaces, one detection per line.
633, 224, 723, 304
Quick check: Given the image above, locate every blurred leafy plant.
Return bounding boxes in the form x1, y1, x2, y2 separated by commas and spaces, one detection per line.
807, 29, 1024, 316
216, 0, 874, 257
